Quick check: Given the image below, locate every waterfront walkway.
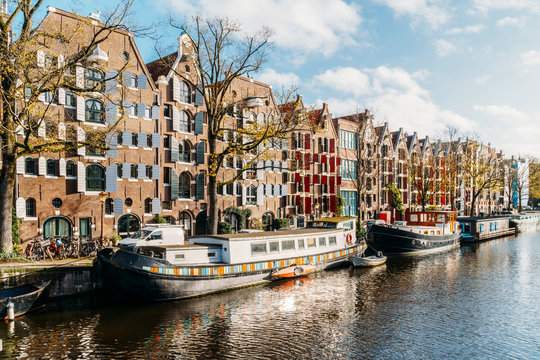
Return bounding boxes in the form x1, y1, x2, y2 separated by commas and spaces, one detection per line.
0, 257, 93, 270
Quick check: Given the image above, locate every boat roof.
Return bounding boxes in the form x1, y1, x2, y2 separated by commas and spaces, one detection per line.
310, 216, 356, 223
191, 227, 341, 241
458, 216, 509, 221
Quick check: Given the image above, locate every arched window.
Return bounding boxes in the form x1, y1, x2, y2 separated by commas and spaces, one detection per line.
179, 211, 192, 235
86, 164, 105, 191
179, 172, 191, 198
130, 164, 137, 179
26, 198, 36, 217
85, 68, 104, 91
179, 111, 190, 132
180, 81, 191, 103
247, 185, 257, 204
179, 141, 191, 162
117, 214, 140, 238
46, 159, 57, 176
66, 160, 76, 177
144, 198, 152, 214
85, 99, 104, 123
25, 157, 36, 175
105, 198, 114, 215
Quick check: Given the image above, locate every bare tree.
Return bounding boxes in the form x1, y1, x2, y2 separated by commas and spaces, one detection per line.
0, 1, 139, 252
408, 153, 441, 211
163, 17, 309, 234
510, 155, 536, 212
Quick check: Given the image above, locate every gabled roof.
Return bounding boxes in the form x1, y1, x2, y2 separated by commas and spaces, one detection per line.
146, 52, 177, 82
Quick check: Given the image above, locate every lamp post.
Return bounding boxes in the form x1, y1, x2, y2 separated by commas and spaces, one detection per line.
99, 191, 107, 245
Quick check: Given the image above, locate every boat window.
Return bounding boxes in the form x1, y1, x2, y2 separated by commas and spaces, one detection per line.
437, 214, 445, 223
269, 241, 279, 252
251, 243, 267, 255
175, 254, 185, 260
131, 229, 152, 240
318, 237, 327, 246
430, 231, 434, 235
329, 236, 337, 245
309, 221, 337, 229
410, 214, 418, 222
297, 239, 305, 249
208, 252, 216, 257
424, 231, 428, 234
436, 230, 440, 235
343, 221, 353, 230
282, 240, 295, 251
307, 238, 316, 248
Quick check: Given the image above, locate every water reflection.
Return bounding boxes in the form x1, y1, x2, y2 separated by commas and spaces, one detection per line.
1, 232, 540, 359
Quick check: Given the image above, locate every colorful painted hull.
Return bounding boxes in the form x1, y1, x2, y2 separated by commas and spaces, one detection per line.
367, 224, 460, 255
95, 242, 366, 301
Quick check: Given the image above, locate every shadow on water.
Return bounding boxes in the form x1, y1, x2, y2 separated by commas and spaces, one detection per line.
0, 232, 539, 359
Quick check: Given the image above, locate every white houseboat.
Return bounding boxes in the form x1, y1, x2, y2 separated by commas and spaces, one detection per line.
94, 217, 366, 301
509, 212, 540, 233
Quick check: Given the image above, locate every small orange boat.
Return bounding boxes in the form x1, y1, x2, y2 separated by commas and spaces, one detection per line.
271, 264, 317, 280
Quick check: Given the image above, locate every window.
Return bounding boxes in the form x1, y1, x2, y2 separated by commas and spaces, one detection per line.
226, 183, 233, 195
86, 131, 106, 156
163, 135, 171, 149
65, 91, 76, 108
26, 198, 36, 217
179, 111, 190, 132
179, 172, 191, 198
44, 91, 57, 104
85, 99, 104, 123
130, 164, 137, 179
246, 185, 256, 204
146, 165, 152, 179
52, 198, 62, 208
66, 160, 76, 177
127, 74, 137, 88
163, 167, 171, 184
269, 241, 279, 252
25, 157, 36, 175
297, 239, 305, 249
46, 159, 57, 176
85, 68, 104, 91
162, 201, 171, 210
116, 163, 122, 179
127, 103, 136, 117
282, 240, 295, 251
144, 198, 152, 214
251, 243, 267, 255
105, 198, 114, 215
144, 106, 151, 119
45, 122, 57, 139
86, 164, 105, 191
318, 237, 327, 246
147, 134, 152, 147
179, 141, 191, 162
131, 132, 138, 147
180, 81, 191, 103
164, 104, 172, 118
329, 236, 337, 246
307, 238, 316, 248
125, 198, 133, 206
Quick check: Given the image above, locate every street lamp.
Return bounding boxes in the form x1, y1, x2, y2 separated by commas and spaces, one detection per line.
99, 191, 107, 245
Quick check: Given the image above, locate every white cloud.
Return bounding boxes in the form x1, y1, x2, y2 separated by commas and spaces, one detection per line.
374, 0, 449, 28
311, 65, 476, 137
496, 16, 528, 27
257, 68, 301, 91
445, 24, 485, 35
520, 50, 540, 66
434, 39, 456, 57
473, 105, 540, 157
472, 0, 540, 14
313, 67, 370, 96
474, 75, 491, 84
164, 0, 363, 57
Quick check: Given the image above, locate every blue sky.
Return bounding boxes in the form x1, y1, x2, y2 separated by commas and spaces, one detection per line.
41, 0, 540, 158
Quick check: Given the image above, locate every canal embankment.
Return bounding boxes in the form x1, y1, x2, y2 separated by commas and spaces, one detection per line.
0, 258, 101, 298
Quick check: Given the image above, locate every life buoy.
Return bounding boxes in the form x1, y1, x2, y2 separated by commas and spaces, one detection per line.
346, 233, 353, 244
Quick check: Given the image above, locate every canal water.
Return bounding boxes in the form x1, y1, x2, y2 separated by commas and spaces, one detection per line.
1, 231, 539, 359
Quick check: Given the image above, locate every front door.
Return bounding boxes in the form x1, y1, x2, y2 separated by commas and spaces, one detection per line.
79, 218, 92, 239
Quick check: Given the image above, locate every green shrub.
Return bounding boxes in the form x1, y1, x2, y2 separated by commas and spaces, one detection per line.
250, 218, 263, 230
149, 215, 167, 224
273, 218, 290, 230
218, 222, 232, 234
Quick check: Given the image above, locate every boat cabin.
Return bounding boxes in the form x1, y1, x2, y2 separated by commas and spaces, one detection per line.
457, 216, 513, 240
406, 211, 457, 227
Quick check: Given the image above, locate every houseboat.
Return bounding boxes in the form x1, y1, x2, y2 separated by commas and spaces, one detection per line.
458, 216, 515, 242
509, 212, 540, 233
94, 217, 366, 301
367, 211, 461, 255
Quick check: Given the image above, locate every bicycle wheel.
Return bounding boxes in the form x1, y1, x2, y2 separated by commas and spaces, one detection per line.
57, 246, 66, 260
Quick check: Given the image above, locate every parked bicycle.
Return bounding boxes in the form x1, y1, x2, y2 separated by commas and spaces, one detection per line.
25, 238, 53, 261
48, 236, 66, 260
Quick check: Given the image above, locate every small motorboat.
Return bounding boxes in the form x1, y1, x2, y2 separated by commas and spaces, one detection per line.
271, 264, 316, 280
0, 281, 51, 320
350, 252, 387, 267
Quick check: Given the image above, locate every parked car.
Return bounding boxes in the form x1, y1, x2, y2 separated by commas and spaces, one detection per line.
118, 225, 185, 251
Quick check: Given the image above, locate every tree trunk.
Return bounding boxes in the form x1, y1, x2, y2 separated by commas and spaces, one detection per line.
207, 136, 218, 235
0, 141, 16, 253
